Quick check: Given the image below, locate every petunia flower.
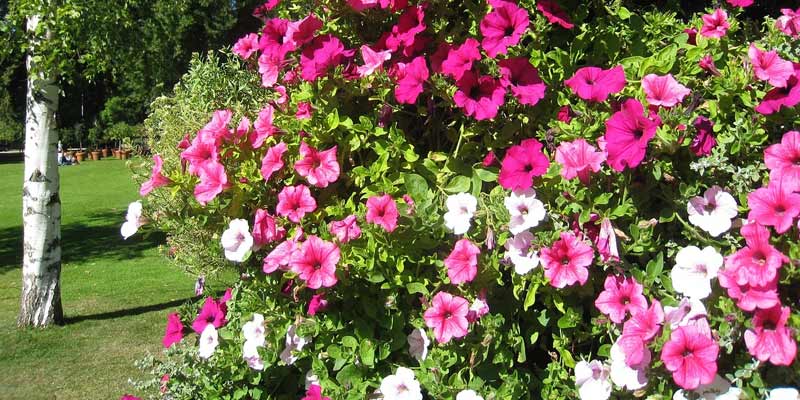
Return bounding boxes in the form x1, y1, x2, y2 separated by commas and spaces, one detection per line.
162, 313, 184, 348
258, 51, 283, 88
574, 360, 612, 400
596, 218, 619, 263
192, 296, 228, 334
727, 0, 753, 7
504, 231, 540, 275
307, 293, 328, 316
660, 322, 719, 390
456, 390, 484, 400
301, 384, 331, 400
198, 325, 219, 359
385, 5, 426, 53
296, 102, 313, 120
284, 14, 323, 49
686, 186, 737, 237
747, 179, 800, 234
609, 340, 649, 391
260, 142, 288, 181
280, 323, 310, 365
252, 209, 285, 250
480, 2, 529, 58
120, 201, 146, 239
329, 215, 362, 243
194, 162, 230, 206
290, 235, 340, 289
366, 194, 399, 232
453, 71, 506, 121
294, 142, 340, 188
276, 185, 317, 223
357, 45, 392, 77
498, 57, 547, 106
536, 0, 574, 29
594, 275, 648, 323
407, 327, 430, 362
498, 139, 550, 190
768, 387, 800, 400
443, 192, 478, 235
564, 65, 626, 103
690, 116, 717, 156
700, 9, 729, 39
423, 291, 470, 343
749, 44, 794, 88
673, 375, 743, 400
394, 56, 429, 104
444, 238, 480, 285
603, 98, 661, 171
726, 223, 788, 289
664, 297, 708, 329
251, 105, 278, 149
718, 266, 780, 312
220, 219, 253, 262
555, 138, 606, 184
540, 232, 593, 288
699, 55, 720, 76
441, 38, 481, 80
641, 73, 691, 108
181, 131, 220, 176
671, 246, 723, 300
504, 188, 546, 234
259, 18, 294, 57
776, 8, 800, 38
300, 34, 346, 82
140, 155, 171, 196
379, 367, 423, 400
744, 305, 797, 366
755, 65, 800, 115
232, 33, 259, 59
764, 130, 800, 191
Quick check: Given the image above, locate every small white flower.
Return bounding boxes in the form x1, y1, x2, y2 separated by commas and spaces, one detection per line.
407, 328, 430, 363
444, 192, 478, 235
280, 323, 310, 365
305, 370, 320, 389
574, 360, 611, 400
379, 366, 423, 400
120, 201, 145, 239
673, 375, 743, 400
242, 313, 266, 347
504, 231, 540, 275
768, 388, 800, 400
664, 297, 708, 329
456, 390, 484, 400
198, 325, 219, 359
242, 340, 264, 370
687, 186, 738, 237
671, 246, 723, 300
504, 189, 546, 235
221, 218, 254, 262
609, 341, 649, 391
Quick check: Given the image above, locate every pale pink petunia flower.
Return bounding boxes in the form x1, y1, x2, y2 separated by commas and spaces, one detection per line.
366, 194, 399, 232
540, 232, 593, 288
290, 235, 340, 289
444, 238, 480, 285
260, 142, 288, 181
700, 9, 729, 39
140, 154, 172, 196
220, 219, 253, 262
686, 186, 738, 237
294, 142, 340, 188
594, 275, 648, 323
329, 215, 362, 243
357, 45, 392, 77
194, 162, 230, 206
258, 52, 284, 88
609, 340, 649, 391
262, 237, 301, 274
744, 305, 797, 366
233, 33, 260, 59
660, 322, 719, 390
423, 292, 470, 343
596, 218, 619, 263
749, 44, 794, 88
641, 74, 691, 108
574, 360, 612, 400
555, 138, 605, 184
276, 185, 317, 223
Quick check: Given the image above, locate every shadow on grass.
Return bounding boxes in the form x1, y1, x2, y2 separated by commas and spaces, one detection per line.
0, 209, 165, 275
63, 297, 193, 325
0, 152, 23, 165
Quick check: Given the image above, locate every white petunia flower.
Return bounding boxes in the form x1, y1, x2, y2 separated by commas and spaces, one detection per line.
242, 313, 266, 347
456, 389, 484, 400
242, 340, 264, 370
768, 388, 800, 400
664, 297, 708, 329
280, 323, 310, 365
575, 360, 611, 400
120, 201, 145, 239
504, 189, 546, 235
221, 218, 254, 262
504, 231, 540, 275
379, 366, 423, 400
198, 325, 219, 359
305, 370, 320, 390
673, 375, 743, 400
671, 246, 723, 300
687, 186, 738, 237
444, 192, 478, 235
609, 341, 649, 391
407, 328, 430, 363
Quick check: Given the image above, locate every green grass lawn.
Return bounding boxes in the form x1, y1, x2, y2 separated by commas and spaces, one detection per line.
0, 156, 211, 399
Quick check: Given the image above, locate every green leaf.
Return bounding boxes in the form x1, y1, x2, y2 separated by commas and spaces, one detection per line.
444, 175, 471, 193
474, 168, 498, 182
523, 282, 538, 311
342, 336, 358, 349
406, 282, 429, 296
359, 340, 375, 367
336, 364, 363, 387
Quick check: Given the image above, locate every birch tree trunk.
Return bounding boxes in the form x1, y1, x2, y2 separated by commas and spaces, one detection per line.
18, 15, 63, 327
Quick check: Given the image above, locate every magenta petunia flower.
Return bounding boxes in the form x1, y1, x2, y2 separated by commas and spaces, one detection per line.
641, 74, 691, 108
690, 116, 717, 156
540, 232, 593, 288
284, 14, 323, 49
685, 27, 698, 45
699, 54, 720, 76
660, 322, 719, 390
181, 132, 220, 176
262, 237, 300, 274
194, 162, 230, 206
302, 384, 331, 400
700, 9, 729, 39
252, 209, 286, 249
385, 5, 426, 53
259, 18, 294, 57
755, 65, 800, 115
290, 235, 340, 289
300, 34, 346, 82
498, 138, 550, 190
394, 56, 429, 104
765, 130, 800, 188
777, 8, 800, 38
453, 71, 506, 121
307, 293, 328, 316
749, 44, 794, 88
329, 215, 362, 243
726, 223, 788, 288
727, 0, 753, 7
536, 0, 574, 29
366, 194, 399, 232
232, 33, 260, 59
423, 291, 470, 344
260, 142, 288, 181
744, 305, 797, 366
718, 266, 780, 312
555, 138, 606, 185
296, 102, 313, 120
480, 2, 529, 58
564, 65, 626, 103
251, 105, 278, 149
140, 154, 172, 196
603, 98, 661, 171
347, 0, 379, 11
622, 300, 664, 343
276, 184, 317, 223
594, 275, 648, 324
747, 180, 800, 234
444, 238, 480, 285
498, 57, 547, 106
192, 297, 228, 334
162, 312, 184, 348
294, 142, 340, 188
557, 105, 575, 123
441, 38, 481, 80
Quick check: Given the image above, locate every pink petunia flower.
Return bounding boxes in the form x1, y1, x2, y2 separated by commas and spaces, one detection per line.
660, 322, 719, 390
162, 312, 184, 348
252, 209, 286, 249
482, 151, 497, 167
262, 237, 301, 274
385, 5, 426, 54
744, 305, 797, 366
194, 162, 230, 206
603, 98, 661, 171
727, 0, 753, 7
198, 109, 233, 142
620, 300, 664, 365
294, 142, 340, 188
749, 44, 794, 88
755, 65, 800, 115
276, 185, 317, 223
444, 239, 480, 285
685, 27, 698, 45
747, 180, 800, 234
596, 218, 619, 262
394, 56, 429, 104
700, 9, 729, 39
776, 8, 800, 38
366, 194, 399, 232
307, 293, 328, 316
555, 138, 605, 185
453, 71, 506, 121
498, 138, 550, 190
258, 51, 283, 88
498, 57, 547, 106
565, 65, 626, 103
726, 223, 788, 288
690, 116, 717, 156
300, 34, 346, 82
290, 235, 340, 289
441, 38, 481, 80
764, 130, 800, 188
140, 154, 172, 196
260, 142, 288, 181
641, 74, 691, 108
302, 384, 331, 400
718, 267, 780, 312
251, 105, 279, 148
699, 55, 720, 76
356, 45, 392, 77
423, 292, 470, 344
329, 215, 362, 243
296, 102, 313, 120
594, 275, 648, 324
348, 0, 379, 12
181, 132, 220, 176
233, 33, 260, 59
540, 232, 594, 288
480, 2, 529, 58
284, 14, 323, 49
259, 18, 294, 57
192, 297, 228, 334
536, 0, 574, 29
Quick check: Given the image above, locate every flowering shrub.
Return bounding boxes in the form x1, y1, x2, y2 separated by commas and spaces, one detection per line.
127, 1, 800, 399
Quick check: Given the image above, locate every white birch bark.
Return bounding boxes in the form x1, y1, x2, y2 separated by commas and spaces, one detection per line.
19, 15, 63, 327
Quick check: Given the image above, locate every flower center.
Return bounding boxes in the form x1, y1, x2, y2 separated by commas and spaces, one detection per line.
443, 311, 452, 319
523, 163, 534, 173
504, 26, 515, 37
561, 256, 570, 265
752, 250, 767, 265
517, 205, 529, 215
682, 349, 693, 358
633, 128, 644, 139
774, 205, 786, 215
763, 321, 777, 330
620, 296, 630, 305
